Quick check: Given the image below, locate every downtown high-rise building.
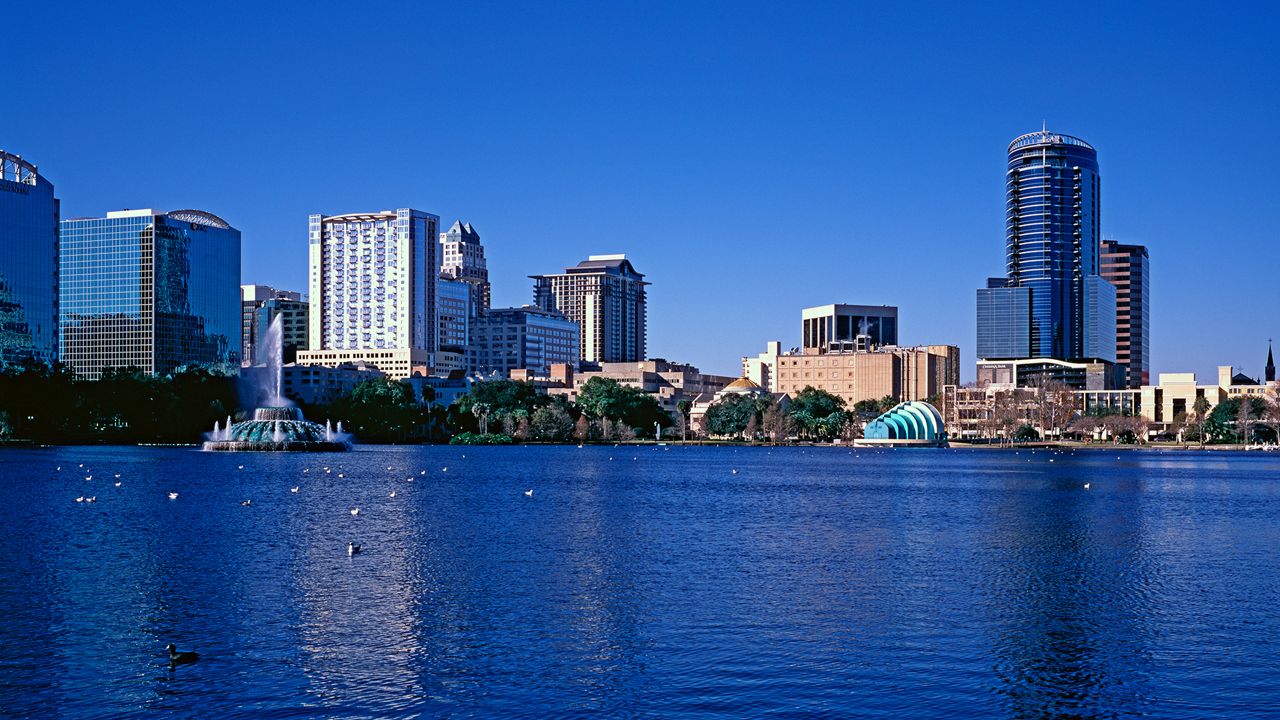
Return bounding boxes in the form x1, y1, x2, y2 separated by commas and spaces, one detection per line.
439, 220, 490, 312
469, 306, 581, 377
241, 284, 308, 365
0, 150, 59, 366
1100, 240, 1151, 388
299, 209, 439, 379
976, 129, 1117, 387
59, 209, 241, 379
532, 254, 647, 363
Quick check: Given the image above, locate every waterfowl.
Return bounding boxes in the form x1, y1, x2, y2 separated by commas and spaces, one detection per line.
290, 487, 299, 493
240, 500, 252, 507
75, 496, 85, 503
168, 492, 179, 500
350, 508, 360, 516
1083, 483, 1091, 490
524, 489, 533, 497
348, 542, 361, 556
167, 644, 199, 666
389, 490, 396, 498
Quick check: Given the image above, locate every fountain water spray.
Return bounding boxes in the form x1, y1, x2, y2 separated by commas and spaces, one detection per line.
202, 309, 349, 451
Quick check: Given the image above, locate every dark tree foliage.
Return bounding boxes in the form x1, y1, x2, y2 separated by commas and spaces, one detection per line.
704, 394, 759, 438
575, 377, 672, 437
787, 386, 850, 440
1206, 397, 1267, 443
328, 377, 423, 442
0, 362, 237, 444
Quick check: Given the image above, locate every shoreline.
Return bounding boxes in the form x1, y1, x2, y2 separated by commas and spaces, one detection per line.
1, 439, 1275, 453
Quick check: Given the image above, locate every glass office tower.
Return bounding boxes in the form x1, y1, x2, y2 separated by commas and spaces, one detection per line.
0, 150, 59, 366
977, 129, 1115, 368
59, 209, 241, 379
1006, 129, 1101, 360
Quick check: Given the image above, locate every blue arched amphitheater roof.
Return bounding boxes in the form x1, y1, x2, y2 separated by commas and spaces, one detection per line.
864, 401, 945, 442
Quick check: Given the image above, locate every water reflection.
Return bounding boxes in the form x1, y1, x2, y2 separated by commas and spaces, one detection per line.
2, 446, 1279, 718
984, 451, 1157, 718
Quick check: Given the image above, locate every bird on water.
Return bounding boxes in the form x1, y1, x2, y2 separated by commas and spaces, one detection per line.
524, 489, 534, 497
167, 644, 199, 667
348, 542, 361, 556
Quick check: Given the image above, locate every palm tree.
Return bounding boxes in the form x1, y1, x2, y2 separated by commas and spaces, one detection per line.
676, 399, 691, 442
1192, 395, 1211, 449
472, 402, 492, 435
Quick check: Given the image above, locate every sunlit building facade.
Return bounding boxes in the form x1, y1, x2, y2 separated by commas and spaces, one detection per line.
532, 254, 647, 363
59, 209, 241, 378
300, 209, 439, 376
1100, 240, 1151, 388
0, 150, 59, 366
439, 220, 490, 313
470, 306, 580, 377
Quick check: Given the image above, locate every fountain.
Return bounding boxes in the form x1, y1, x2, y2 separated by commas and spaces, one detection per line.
202, 315, 350, 452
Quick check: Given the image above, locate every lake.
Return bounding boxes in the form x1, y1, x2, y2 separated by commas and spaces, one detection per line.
1, 445, 1278, 719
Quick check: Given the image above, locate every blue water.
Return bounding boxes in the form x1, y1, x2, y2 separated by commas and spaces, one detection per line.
1, 445, 1278, 719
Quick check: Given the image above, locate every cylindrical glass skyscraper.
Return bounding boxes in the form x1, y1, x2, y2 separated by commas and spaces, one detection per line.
1005, 129, 1100, 360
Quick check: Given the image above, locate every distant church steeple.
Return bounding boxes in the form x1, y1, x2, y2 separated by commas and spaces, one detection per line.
1267, 340, 1276, 383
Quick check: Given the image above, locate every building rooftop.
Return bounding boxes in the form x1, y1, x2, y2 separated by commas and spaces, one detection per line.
1008, 129, 1095, 153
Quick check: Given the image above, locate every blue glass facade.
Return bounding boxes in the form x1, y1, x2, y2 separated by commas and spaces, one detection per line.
59, 209, 241, 379
0, 152, 59, 366
975, 286, 1031, 359
978, 130, 1115, 367
1006, 130, 1100, 359
1082, 275, 1116, 363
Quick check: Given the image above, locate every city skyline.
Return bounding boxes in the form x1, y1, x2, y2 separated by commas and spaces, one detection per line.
5, 3, 1277, 380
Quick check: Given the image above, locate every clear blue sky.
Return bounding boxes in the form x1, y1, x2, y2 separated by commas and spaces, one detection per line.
7, 1, 1278, 380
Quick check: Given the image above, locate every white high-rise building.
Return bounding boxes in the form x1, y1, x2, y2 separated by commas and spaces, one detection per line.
299, 209, 439, 379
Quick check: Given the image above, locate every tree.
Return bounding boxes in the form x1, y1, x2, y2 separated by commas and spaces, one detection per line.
1237, 395, 1258, 444
1035, 379, 1076, 441
1206, 397, 1266, 444
573, 415, 591, 442
853, 398, 882, 415
1013, 424, 1040, 442
676, 399, 692, 442
704, 394, 758, 438
1192, 395, 1212, 448
334, 377, 419, 441
760, 401, 791, 443
531, 403, 575, 442
787, 387, 849, 441
990, 391, 1021, 445
1265, 386, 1280, 444
575, 377, 671, 437
472, 402, 492, 435
455, 379, 549, 434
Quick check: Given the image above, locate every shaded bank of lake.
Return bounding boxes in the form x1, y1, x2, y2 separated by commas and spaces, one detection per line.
2, 446, 1278, 718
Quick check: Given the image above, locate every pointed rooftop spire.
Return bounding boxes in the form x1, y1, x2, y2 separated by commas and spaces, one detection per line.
1267, 339, 1276, 383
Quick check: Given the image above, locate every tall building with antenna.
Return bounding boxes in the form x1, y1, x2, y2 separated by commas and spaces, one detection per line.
975, 128, 1119, 388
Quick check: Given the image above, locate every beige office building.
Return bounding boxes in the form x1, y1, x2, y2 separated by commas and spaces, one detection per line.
770, 343, 960, 407
543, 359, 734, 414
